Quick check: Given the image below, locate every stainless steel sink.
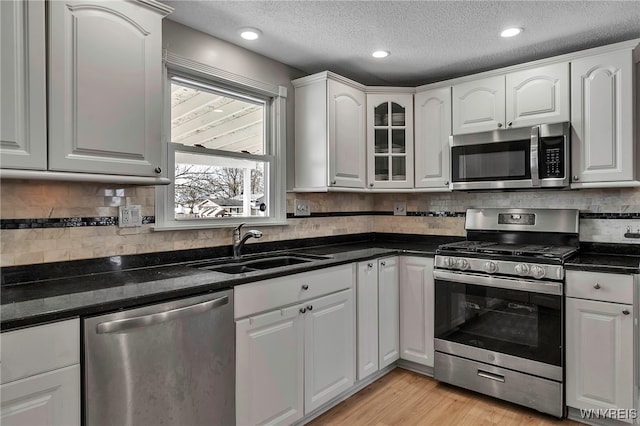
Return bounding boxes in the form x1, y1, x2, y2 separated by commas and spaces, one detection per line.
190, 253, 331, 274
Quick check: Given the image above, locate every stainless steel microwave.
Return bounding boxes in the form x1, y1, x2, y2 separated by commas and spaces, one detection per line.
449, 122, 570, 190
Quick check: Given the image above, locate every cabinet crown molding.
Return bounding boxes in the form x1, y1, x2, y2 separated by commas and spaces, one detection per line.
134, 0, 173, 16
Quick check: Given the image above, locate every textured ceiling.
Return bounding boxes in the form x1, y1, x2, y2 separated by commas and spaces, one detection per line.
163, 0, 640, 86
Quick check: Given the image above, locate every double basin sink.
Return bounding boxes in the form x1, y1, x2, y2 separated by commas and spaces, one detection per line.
188, 252, 332, 274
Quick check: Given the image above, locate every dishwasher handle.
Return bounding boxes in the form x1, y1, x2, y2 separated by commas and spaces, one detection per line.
96, 295, 229, 334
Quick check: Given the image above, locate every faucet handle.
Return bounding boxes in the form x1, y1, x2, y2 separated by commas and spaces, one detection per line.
234, 223, 245, 234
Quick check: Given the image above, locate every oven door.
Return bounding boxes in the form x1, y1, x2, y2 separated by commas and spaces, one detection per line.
433, 270, 563, 381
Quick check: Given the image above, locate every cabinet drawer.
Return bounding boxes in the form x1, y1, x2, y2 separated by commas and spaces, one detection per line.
1, 319, 79, 384
566, 270, 634, 304
234, 264, 354, 319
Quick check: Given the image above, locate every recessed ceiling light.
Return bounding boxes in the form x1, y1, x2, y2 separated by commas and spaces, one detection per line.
214, 109, 224, 113
372, 50, 390, 58
239, 27, 261, 40
501, 27, 523, 38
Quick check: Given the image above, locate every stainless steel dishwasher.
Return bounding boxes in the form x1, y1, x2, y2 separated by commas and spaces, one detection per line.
84, 289, 234, 426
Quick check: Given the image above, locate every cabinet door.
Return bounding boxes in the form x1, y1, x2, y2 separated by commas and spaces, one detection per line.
1, 365, 80, 426
378, 257, 399, 368
506, 62, 570, 128
328, 79, 366, 188
452, 75, 505, 135
571, 50, 634, 183
566, 298, 634, 414
356, 260, 379, 381
48, 0, 164, 176
236, 306, 304, 426
304, 289, 355, 413
414, 87, 451, 189
0, 0, 47, 170
399, 256, 435, 367
367, 94, 414, 189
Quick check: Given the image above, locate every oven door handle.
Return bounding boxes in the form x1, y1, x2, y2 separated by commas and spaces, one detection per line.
433, 270, 562, 296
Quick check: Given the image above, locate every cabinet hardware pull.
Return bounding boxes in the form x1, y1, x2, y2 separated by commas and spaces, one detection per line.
154, 166, 162, 174
593, 283, 601, 289
381, 261, 386, 267
573, 175, 579, 181
622, 310, 630, 315
331, 180, 336, 185
301, 284, 309, 290
300, 308, 307, 314
444, 181, 449, 186
497, 123, 503, 128
369, 183, 374, 187
307, 305, 313, 311
367, 263, 374, 268
507, 121, 513, 127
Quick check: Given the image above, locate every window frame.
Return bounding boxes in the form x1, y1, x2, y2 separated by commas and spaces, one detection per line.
155, 51, 288, 230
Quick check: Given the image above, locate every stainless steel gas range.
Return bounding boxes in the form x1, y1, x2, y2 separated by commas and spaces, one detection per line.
433, 208, 579, 418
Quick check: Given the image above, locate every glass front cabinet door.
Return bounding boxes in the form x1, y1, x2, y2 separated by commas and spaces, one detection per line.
367, 93, 414, 189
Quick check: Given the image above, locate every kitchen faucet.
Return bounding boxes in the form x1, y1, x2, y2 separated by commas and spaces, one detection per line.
232, 223, 263, 259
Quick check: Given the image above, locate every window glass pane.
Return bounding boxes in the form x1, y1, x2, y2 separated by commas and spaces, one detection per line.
171, 79, 265, 155
174, 152, 268, 219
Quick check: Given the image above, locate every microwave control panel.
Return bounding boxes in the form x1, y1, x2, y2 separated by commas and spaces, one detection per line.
539, 137, 565, 179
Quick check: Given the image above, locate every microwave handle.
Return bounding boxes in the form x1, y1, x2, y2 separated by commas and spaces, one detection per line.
530, 126, 540, 187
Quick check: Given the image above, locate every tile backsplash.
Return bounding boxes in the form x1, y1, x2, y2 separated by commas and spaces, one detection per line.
1, 179, 639, 266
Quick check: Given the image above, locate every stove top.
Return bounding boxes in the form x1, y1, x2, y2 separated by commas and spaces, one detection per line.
437, 240, 578, 261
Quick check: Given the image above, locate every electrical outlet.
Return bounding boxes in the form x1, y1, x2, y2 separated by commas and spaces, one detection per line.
119, 205, 142, 227
394, 202, 407, 216
294, 199, 310, 217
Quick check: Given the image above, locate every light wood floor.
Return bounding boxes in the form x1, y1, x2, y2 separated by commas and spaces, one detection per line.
308, 369, 582, 426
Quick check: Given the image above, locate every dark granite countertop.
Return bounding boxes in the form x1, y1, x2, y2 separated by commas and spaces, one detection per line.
1, 233, 459, 331
565, 242, 640, 274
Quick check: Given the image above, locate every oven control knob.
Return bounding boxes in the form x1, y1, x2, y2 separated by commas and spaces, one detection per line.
442, 257, 456, 268
484, 261, 498, 274
530, 265, 546, 279
514, 263, 530, 276
456, 258, 470, 270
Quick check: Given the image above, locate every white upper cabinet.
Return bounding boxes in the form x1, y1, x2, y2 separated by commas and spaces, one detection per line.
367, 93, 414, 189
0, 0, 47, 170
453, 62, 569, 135
48, 0, 170, 177
414, 87, 451, 189
506, 62, 570, 128
453, 75, 505, 135
571, 49, 635, 185
293, 73, 367, 190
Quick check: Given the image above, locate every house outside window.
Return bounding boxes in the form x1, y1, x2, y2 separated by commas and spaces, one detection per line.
155, 53, 287, 230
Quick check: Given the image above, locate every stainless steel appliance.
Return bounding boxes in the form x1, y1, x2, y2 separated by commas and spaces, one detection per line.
433, 208, 579, 418
84, 289, 234, 426
450, 122, 570, 190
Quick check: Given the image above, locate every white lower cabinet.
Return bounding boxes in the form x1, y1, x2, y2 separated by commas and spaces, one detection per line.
0, 365, 80, 426
235, 265, 355, 426
356, 260, 380, 381
236, 306, 305, 426
304, 290, 356, 413
566, 270, 636, 423
399, 256, 435, 367
0, 319, 80, 426
356, 256, 406, 380
378, 257, 400, 369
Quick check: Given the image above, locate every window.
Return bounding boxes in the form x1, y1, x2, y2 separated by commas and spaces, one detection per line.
155, 55, 287, 230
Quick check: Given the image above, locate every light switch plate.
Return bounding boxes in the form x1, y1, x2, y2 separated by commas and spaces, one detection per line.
394, 202, 407, 216
119, 205, 142, 227
294, 199, 311, 217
